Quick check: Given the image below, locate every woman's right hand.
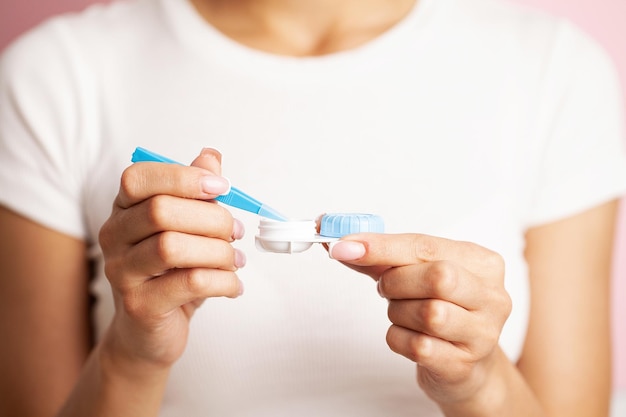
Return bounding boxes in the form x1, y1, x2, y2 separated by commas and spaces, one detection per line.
98, 148, 245, 372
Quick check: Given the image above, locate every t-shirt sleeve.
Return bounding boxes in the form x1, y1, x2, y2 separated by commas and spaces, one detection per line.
0, 19, 92, 239
524, 21, 626, 228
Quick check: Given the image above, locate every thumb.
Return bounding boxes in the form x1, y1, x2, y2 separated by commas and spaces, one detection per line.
190, 148, 223, 176
328, 238, 391, 281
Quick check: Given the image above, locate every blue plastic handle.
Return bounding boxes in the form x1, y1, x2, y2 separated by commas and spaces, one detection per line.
131, 147, 288, 221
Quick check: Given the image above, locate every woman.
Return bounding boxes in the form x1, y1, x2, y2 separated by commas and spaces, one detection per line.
1, 0, 625, 415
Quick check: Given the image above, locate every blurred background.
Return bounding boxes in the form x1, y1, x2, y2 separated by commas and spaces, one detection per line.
1, 0, 625, 411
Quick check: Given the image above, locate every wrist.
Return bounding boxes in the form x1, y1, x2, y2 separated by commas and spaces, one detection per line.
98, 325, 173, 383
55, 331, 172, 417
436, 348, 509, 417
436, 348, 545, 417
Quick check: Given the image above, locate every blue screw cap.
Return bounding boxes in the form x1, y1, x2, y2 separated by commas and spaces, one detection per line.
320, 213, 384, 238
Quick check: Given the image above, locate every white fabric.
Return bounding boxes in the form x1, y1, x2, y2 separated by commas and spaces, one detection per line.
1, 0, 625, 415
612, 389, 626, 417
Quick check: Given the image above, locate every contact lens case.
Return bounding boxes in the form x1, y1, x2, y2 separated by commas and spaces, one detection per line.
255, 213, 384, 254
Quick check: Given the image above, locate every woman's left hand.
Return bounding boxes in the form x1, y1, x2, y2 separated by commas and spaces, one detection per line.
329, 233, 512, 406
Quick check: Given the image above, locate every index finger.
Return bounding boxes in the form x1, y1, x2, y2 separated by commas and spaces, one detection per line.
331, 233, 504, 276
115, 162, 230, 209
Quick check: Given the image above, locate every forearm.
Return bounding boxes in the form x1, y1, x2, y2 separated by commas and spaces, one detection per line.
438, 347, 545, 417
57, 332, 170, 417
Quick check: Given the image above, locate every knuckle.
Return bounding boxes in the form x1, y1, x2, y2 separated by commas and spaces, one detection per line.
498, 290, 513, 320
145, 195, 171, 229
484, 249, 505, 272
471, 318, 502, 355
119, 166, 143, 200
376, 238, 396, 261
411, 235, 439, 261
155, 231, 182, 266
122, 293, 144, 318
420, 299, 448, 332
102, 257, 123, 283
409, 334, 433, 363
98, 220, 114, 251
384, 329, 393, 354
386, 300, 400, 322
427, 261, 458, 296
483, 285, 512, 321
183, 269, 207, 294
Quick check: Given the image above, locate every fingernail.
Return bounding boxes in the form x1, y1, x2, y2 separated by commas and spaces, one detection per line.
201, 175, 230, 196
238, 279, 245, 296
200, 147, 222, 162
234, 249, 247, 268
232, 218, 245, 240
329, 240, 366, 261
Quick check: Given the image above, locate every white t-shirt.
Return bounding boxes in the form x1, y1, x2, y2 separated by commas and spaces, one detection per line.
1, 0, 625, 415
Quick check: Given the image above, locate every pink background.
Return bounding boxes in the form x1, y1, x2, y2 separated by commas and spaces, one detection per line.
1, 0, 625, 389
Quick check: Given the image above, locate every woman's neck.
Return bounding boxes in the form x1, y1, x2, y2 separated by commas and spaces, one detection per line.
189, 0, 417, 56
